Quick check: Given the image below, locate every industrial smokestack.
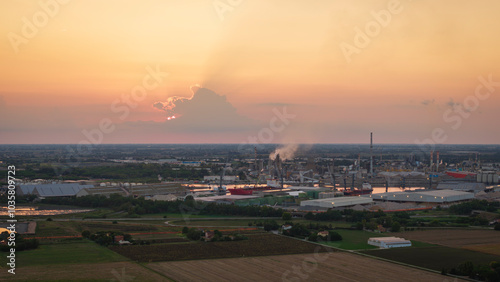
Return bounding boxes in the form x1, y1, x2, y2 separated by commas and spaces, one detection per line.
436, 151, 440, 172
370, 132, 373, 176
430, 151, 434, 171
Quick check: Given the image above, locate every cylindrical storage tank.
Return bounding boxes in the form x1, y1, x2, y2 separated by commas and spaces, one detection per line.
482, 174, 488, 183
488, 174, 494, 184
494, 174, 499, 183
477, 174, 483, 182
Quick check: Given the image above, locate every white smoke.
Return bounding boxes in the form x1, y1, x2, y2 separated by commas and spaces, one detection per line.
269, 144, 299, 161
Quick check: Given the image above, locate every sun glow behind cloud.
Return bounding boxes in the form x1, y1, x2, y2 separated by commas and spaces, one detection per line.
0, 0, 500, 144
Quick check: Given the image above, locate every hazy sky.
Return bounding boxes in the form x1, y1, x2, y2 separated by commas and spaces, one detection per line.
1, 0, 500, 144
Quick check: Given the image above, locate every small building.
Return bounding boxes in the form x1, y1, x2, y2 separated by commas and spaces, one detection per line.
317, 231, 329, 238
282, 225, 292, 231
368, 237, 411, 249
204, 231, 215, 241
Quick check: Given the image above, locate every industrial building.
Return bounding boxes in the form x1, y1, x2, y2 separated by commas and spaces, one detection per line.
368, 237, 412, 248
18, 184, 94, 197
364, 189, 474, 203
300, 197, 373, 209
436, 181, 486, 193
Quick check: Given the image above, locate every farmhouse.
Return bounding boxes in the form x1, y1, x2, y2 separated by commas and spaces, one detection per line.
368, 237, 412, 249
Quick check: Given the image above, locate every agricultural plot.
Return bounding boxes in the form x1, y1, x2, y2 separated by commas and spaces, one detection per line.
109, 233, 333, 262
390, 229, 500, 248
361, 246, 500, 272
0, 241, 127, 267
319, 229, 385, 250
0, 261, 166, 281
148, 252, 449, 282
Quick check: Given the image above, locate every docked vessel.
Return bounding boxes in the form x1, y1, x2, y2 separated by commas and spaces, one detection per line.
445, 170, 476, 178
343, 182, 373, 196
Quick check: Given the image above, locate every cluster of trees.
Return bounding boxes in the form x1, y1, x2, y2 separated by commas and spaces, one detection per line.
81, 230, 132, 246
446, 261, 500, 281
449, 200, 500, 215
181, 227, 248, 242
308, 231, 342, 243
0, 232, 39, 252
281, 222, 342, 242
248, 220, 280, 231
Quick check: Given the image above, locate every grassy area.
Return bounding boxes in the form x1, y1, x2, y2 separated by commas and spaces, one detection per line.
361, 246, 500, 272
0, 241, 128, 267
320, 230, 385, 250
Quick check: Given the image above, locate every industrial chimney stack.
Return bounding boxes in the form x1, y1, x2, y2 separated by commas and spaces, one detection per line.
370, 132, 373, 176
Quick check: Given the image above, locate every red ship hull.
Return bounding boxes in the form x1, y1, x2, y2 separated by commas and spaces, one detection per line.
227, 186, 276, 195
445, 171, 476, 178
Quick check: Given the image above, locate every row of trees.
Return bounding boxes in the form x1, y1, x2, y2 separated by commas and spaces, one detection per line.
43, 194, 284, 218
446, 261, 500, 281
449, 200, 500, 215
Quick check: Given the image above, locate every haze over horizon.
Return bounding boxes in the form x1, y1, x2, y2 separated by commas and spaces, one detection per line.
1, 0, 500, 145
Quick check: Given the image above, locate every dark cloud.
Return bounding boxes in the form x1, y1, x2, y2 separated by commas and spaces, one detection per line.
446, 98, 460, 108
421, 99, 435, 106
141, 87, 262, 133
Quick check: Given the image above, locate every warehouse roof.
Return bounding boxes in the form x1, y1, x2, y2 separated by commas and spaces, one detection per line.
363, 189, 474, 203
25, 184, 94, 197
301, 196, 373, 208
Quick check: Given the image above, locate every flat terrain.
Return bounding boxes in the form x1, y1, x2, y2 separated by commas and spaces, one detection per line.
110, 233, 332, 262
0, 261, 167, 281
361, 245, 500, 272
391, 229, 500, 248
147, 252, 451, 282
0, 241, 127, 267
320, 229, 385, 250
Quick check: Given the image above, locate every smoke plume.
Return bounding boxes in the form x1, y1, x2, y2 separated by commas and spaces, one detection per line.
269, 144, 299, 161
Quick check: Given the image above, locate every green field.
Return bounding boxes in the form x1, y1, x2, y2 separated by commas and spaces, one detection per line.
361, 246, 500, 271
319, 230, 386, 250
0, 241, 128, 267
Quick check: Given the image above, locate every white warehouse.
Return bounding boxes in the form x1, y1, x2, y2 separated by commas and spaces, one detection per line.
300, 197, 373, 209
368, 237, 412, 248
363, 189, 474, 203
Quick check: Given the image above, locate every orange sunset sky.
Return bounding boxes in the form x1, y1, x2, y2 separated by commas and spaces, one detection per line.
1, 0, 499, 144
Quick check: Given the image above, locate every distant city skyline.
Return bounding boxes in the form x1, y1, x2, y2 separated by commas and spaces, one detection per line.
1, 1, 500, 144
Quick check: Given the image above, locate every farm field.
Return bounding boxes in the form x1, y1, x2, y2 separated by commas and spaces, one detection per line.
109, 233, 333, 262
0, 241, 127, 267
463, 243, 500, 256
361, 246, 500, 272
319, 229, 386, 250
391, 229, 500, 248
0, 261, 166, 281
147, 252, 450, 282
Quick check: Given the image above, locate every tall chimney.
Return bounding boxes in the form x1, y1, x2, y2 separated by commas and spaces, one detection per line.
436, 151, 440, 172
430, 151, 434, 171
370, 132, 373, 176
